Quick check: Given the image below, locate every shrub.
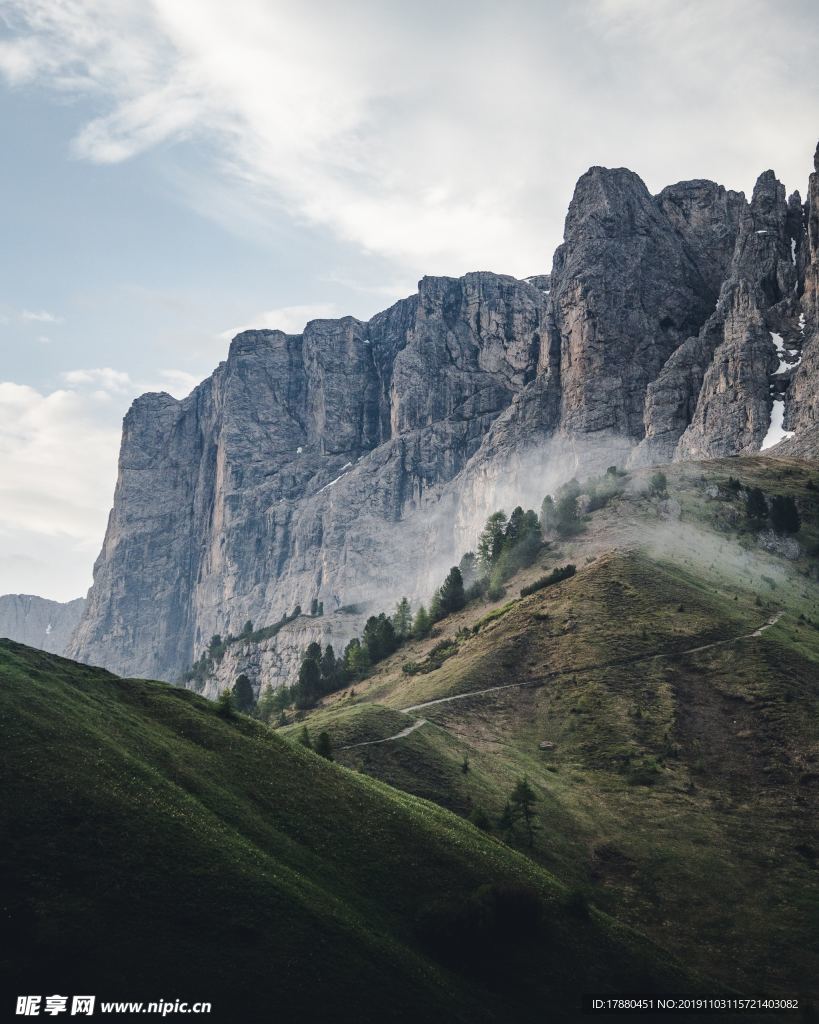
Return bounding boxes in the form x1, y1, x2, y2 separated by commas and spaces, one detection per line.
770, 494, 801, 534
468, 807, 491, 830
520, 564, 576, 597
648, 471, 668, 497
215, 689, 236, 718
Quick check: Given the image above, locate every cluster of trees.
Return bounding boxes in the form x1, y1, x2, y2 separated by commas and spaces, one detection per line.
745, 486, 801, 534
470, 506, 543, 599
297, 725, 333, 760
541, 466, 629, 539
241, 471, 633, 716
471, 777, 539, 848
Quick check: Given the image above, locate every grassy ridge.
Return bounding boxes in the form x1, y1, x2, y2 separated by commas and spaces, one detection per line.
0, 640, 704, 1024
290, 458, 819, 1003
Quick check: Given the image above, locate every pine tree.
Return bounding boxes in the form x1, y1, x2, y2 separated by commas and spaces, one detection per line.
412, 605, 431, 638
477, 511, 508, 573
429, 591, 443, 622
320, 644, 338, 693
241, 619, 253, 637
540, 494, 556, 534
315, 731, 334, 761
305, 641, 322, 663
505, 506, 525, 546
438, 566, 466, 615
363, 613, 398, 664
392, 597, 413, 640
509, 777, 539, 847
458, 551, 478, 588
553, 479, 581, 536
746, 486, 768, 524
296, 657, 322, 708
770, 494, 801, 534
298, 725, 312, 749
343, 638, 371, 677
498, 801, 515, 839
215, 688, 235, 718
232, 674, 255, 713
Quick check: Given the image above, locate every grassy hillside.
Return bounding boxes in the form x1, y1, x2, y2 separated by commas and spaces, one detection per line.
288, 456, 819, 1005
0, 641, 707, 1024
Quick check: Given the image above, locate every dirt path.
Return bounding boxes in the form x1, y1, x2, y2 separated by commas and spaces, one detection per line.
338, 717, 428, 751
400, 611, 783, 714
339, 612, 782, 750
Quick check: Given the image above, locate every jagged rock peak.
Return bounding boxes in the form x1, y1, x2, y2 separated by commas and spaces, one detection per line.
67, 139, 819, 693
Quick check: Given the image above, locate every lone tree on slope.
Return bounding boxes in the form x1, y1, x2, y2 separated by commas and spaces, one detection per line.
232, 674, 255, 713
509, 777, 539, 847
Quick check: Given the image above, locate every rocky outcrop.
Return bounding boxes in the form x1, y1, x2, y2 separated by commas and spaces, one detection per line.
69, 141, 819, 693
0, 594, 85, 655
639, 168, 807, 462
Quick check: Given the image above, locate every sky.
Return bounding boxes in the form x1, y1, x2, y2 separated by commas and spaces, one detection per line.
1, 0, 818, 601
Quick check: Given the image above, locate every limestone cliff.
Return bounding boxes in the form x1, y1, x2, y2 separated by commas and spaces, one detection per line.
69, 142, 819, 693
0, 594, 85, 656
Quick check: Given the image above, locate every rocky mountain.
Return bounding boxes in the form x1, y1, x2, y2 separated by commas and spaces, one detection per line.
69, 141, 819, 691
0, 594, 85, 656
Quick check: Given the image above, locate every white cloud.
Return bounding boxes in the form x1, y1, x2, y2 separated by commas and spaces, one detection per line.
0, 381, 120, 599
20, 309, 62, 323
2, 1, 817, 277
62, 365, 200, 399
220, 302, 343, 340
0, 363, 200, 598
62, 367, 132, 392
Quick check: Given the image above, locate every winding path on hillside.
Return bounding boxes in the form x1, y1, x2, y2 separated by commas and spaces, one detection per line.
337, 612, 783, 751
338, 717, 428, 751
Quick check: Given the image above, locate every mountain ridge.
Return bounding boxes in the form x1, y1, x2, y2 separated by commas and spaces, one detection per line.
53, 139, 819, 687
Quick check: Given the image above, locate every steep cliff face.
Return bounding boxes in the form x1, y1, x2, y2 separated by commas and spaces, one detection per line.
69, 273, 548, 680
788, 143, 819, 435
551, 168, 729, 438
638, 167, 807, 462
70, 142, 819, 691
0, 594, 85, 655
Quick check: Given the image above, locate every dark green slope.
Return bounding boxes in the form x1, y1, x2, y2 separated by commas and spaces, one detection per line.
0, 641, 699, 1024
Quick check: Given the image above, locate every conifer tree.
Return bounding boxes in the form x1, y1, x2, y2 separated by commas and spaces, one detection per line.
477, 511, 508, 573
438, 566, 466, 615
215, 687, 235, 718
296, 657, 321, 708
498, 801, 515, 839
412, 604, 432, 638
509, 777, 539, 847
315, 731, 334, 761
458, 551, 478, 588
770, 494, 801, 534
392, 597, 413, 640
746, 486, 768, 524
232, 673, 255, 713
320, 644, 338, 692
